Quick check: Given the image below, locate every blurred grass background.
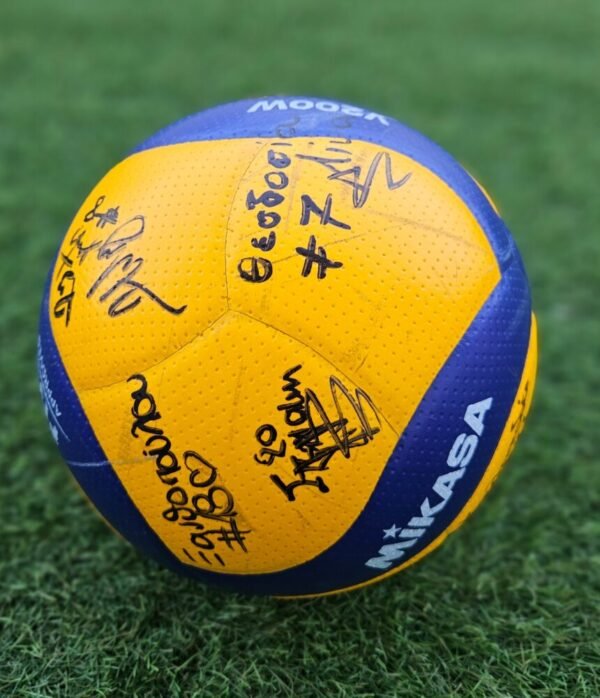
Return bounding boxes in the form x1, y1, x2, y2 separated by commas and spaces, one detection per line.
1, 0, 598, 696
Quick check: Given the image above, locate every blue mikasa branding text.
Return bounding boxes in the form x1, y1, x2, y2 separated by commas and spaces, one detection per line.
247, 99, 390, 126
365, 397, 493, 571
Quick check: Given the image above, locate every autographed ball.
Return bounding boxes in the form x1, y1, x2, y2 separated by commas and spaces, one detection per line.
38, 97, 537, 597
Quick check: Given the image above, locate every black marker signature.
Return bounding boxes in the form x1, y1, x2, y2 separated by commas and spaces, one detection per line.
128, 373, 249, 566
83, 195, 119, 228
295, 235, 343, 279
256, 367, 382, 501
296, 145, 412, 208
54, 202, 187, 321
506, 380, 530, 460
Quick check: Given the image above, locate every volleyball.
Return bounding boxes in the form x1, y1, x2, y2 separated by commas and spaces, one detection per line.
38, 97, 537, 597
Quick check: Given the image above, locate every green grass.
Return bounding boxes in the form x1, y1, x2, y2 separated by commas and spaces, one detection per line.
1, 0, 599, 695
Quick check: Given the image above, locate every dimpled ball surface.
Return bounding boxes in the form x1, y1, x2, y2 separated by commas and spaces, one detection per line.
38, 97, 537, 597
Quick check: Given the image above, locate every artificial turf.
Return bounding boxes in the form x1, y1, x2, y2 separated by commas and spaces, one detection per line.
1, 0, 599, 696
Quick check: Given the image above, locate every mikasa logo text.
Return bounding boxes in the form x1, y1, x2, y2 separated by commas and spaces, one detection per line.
365, 397, 493, 570
247, 99, 390, 125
